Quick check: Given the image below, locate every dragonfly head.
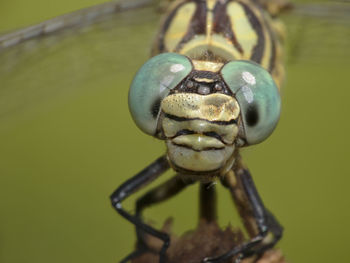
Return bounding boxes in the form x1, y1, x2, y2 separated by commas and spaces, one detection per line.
128, 53, 281, 175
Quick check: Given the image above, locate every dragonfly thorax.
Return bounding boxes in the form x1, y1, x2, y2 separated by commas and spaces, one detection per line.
153, 0, 285, 88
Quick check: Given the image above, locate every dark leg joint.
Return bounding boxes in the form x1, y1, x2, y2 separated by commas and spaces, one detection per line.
206, 167, 283, 263
110, 156, 171, 263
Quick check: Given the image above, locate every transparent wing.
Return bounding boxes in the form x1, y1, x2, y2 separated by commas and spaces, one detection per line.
1, 0, 349, 132
284, 1, 350, 65
0, 0, 154, 50
0, 0, 160, 132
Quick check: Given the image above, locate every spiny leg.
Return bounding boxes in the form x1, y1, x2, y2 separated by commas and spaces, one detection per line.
222, 170, 258, 238
110, 156, 171, 263
135, 175, 194, 249
236, 168, 283, 253
203, 164, 283, 263
119, 249, 149, 263
199, 182, 217, 223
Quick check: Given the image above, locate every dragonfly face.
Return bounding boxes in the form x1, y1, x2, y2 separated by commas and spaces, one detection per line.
161, 91, 240, 175
1, 0, 350, 263
128, 0, 281, 176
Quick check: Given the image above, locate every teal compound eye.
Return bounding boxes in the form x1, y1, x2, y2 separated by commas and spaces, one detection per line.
221, 60, 281, 145
128, 53, 192, 136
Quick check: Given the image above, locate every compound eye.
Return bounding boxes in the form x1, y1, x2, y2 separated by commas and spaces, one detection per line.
221, 61, 281, 145
128, 53, 192, 136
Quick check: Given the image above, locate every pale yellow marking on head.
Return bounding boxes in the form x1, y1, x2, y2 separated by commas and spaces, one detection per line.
166, 140, 235, 172
192, 60, 224, 72
193, 77, 215, 83
173, 134, 225, 151
161, 93, 240, 122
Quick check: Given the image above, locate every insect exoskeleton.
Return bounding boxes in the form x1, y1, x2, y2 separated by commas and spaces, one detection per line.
128, 53, 281, 176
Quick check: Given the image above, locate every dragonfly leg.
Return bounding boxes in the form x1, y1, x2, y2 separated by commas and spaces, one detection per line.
202, 166, 283, 263
110, 156, 171, 263
119, 248, 148, 263
199, 182, 217, 222
135, 175, 194, 249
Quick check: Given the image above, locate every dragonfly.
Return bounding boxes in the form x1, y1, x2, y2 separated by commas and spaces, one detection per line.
0, 0, 349, 263
110, 0, 286, 262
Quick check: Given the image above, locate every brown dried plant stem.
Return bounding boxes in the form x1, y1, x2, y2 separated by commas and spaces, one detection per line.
132, 220, 286, 263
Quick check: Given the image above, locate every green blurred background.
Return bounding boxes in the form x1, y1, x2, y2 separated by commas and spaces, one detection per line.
0, 0, 349, 263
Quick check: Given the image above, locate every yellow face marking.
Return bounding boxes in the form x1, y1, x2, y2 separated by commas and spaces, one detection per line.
162, 118, 238, 145
162, 92, 240, 173
227, 2, 258, 59
164, 3, 196, 51
192, 60, 223, 72
172, 134, 225, 151
166, 140, 235, 172
161, 93, 240, 122
193, 77, 215, 83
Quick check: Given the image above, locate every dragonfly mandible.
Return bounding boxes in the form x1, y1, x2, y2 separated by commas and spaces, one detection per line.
0, 1, 349, 263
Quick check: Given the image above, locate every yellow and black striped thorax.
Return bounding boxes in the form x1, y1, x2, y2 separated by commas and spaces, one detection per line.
153, 0, 284, 87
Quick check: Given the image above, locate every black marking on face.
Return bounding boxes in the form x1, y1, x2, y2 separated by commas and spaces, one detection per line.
173, 129, 196, 137
193, 70, 221, 80
173, 70, 233, 96
168, 130, 228, 145
240, 2, 265, 64
245, 103, 259, 126
165, 113, 237, 125
172, 162, 221, 177
171, 142, 225, 152
151, 98, 162, 119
